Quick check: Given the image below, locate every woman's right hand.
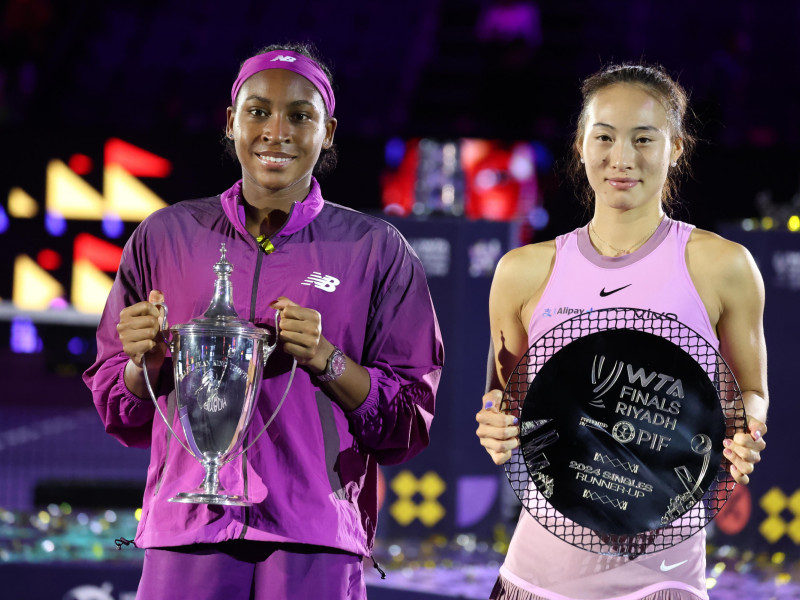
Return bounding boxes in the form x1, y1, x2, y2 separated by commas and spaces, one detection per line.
476, 389, 520, 465
117, 290, 167, 397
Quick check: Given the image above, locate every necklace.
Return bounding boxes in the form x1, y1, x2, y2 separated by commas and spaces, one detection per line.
589, 217, 664, 257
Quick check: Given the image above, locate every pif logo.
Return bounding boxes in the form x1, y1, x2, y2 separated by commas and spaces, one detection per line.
389, 470, 446, 527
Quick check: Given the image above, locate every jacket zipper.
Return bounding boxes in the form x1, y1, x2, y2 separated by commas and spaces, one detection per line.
236, 200, 296, 540
238, 243, 265, 540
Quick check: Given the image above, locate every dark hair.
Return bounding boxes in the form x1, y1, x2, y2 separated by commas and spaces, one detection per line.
222, 41, 338, 179
569, 62, 696, 213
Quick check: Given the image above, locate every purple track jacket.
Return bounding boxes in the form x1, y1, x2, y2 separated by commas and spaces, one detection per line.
83, 178, 443, 556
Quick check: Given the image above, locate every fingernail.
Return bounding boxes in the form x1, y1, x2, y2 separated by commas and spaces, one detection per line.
752, 430, 762, 441
724, 449, 732, 457
484, 401, 493, 409
723, 439, 732, 448
513, 417, 519, 425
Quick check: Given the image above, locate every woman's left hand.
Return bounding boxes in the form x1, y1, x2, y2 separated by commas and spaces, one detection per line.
270, 296, 332, 373
724, 417, 767, 485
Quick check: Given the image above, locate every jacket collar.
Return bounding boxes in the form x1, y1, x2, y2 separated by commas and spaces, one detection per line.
220, 178, 325, 239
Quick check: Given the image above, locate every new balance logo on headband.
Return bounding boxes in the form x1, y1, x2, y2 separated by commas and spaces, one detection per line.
302, 272, 340, 292
271, 55, 297, 63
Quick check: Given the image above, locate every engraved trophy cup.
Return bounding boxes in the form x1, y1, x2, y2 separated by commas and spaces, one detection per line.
143, 244, 295, 506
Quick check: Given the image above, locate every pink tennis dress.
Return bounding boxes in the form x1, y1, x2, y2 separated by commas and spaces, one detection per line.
494, 218, 715, 600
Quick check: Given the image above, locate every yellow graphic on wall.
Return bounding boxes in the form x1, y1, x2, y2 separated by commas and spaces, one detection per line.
105, 163, 168, 221
72, 259, 115, 315
759, 487, 800, 544
6, 139, 172, 314
389, 470, 446, 527
12, 255, 65, 311
8, 187, 38, 218
46, 159, 106, 220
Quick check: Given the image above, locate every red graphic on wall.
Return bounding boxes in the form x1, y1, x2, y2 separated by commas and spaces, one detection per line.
716, 482, 752, 535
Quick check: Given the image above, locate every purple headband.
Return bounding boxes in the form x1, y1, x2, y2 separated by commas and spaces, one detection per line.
230, 50, 335, 116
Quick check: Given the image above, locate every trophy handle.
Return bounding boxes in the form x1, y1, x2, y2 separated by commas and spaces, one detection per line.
224, 356, 297, 463
142, 301, 196, 457
262, 308, 281, 364
231, 307, 295, 458
157, 302, 173, 345
143, 356, 197, 457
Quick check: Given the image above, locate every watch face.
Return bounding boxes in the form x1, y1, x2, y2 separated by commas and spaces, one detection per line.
318, 347, 346, 382
330, 350, 346, 377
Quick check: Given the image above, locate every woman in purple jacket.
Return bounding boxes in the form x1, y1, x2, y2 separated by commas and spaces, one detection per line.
83, 42, 443, 600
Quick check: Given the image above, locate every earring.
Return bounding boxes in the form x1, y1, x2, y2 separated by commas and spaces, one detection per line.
579, 157, 585, 164
670, 161, 677, 167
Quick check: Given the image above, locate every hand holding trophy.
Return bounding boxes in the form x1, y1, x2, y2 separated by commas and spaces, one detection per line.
143, 243, 295, 506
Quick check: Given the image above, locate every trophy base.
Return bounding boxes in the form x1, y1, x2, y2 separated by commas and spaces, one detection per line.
168, 491, 252, 506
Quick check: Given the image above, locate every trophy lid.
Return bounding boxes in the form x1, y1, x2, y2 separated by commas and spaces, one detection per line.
172, 243, 268, 340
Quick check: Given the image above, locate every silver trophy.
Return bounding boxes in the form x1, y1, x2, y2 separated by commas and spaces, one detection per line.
143, 244, 295, 506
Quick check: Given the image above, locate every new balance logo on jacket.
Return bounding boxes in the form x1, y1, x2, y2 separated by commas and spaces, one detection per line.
302, 272, 340, 292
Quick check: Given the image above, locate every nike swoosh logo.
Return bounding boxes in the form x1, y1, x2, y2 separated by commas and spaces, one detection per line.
599, 284, 632, 297
660, 559, 688, 572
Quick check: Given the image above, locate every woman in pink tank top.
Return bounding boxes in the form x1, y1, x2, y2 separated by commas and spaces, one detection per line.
475, 63, 769, 600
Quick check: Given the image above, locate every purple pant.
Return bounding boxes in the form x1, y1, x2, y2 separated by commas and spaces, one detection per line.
136, 541, 366, 600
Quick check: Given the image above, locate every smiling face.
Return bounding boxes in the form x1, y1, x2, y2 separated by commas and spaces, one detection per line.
578, 83, 682, 214
226, 68, 336, 207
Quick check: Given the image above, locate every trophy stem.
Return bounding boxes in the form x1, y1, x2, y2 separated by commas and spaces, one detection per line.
201, 454, 222, 496
169, 452, 255, 506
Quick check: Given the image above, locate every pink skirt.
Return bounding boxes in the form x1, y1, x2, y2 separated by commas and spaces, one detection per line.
490, 574, 705, 600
